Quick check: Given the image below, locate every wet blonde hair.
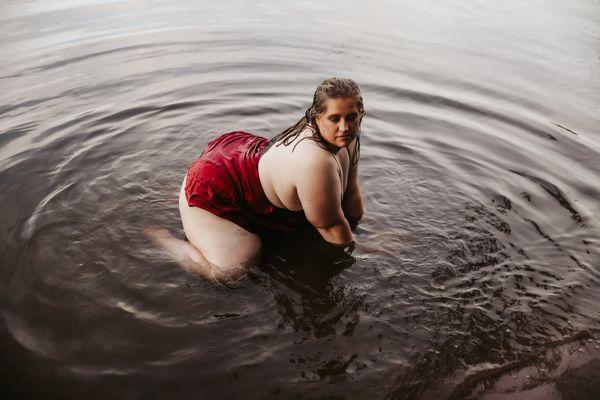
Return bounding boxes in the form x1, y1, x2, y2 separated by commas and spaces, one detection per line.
269, 77, 365, 165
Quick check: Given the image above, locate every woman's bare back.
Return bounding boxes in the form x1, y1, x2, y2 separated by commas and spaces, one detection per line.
258, 128, 350, 212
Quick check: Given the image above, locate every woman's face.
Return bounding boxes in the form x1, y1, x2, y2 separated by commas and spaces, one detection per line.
315, 97, 361, 151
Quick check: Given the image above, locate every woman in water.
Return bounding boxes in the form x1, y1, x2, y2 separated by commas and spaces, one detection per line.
146, 77, 365, 282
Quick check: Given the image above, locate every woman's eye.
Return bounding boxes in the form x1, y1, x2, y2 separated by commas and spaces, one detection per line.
347, 114, 356, 122
329, 116, 340, 122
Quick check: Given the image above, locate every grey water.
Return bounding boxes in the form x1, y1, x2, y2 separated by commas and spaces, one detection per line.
1, 0, 599, 399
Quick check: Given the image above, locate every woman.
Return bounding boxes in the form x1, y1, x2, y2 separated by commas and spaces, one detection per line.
146, 77, 365, 283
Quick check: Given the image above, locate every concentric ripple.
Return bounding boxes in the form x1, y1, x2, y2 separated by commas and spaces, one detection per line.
1, 0, 599, 399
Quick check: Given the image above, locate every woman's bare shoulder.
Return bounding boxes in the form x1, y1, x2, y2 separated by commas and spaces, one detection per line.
292, 137, 334, 166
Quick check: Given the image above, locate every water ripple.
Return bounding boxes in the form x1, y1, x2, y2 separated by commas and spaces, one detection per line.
0, 0, 599, 398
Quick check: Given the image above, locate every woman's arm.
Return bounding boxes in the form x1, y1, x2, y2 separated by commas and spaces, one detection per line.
295, 154, 355, 245
342, 182, 364, 225
342, 141, 364, 224
316, 219, 354, 245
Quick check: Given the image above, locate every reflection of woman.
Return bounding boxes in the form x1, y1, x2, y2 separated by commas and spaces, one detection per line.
146, 77, 365, 282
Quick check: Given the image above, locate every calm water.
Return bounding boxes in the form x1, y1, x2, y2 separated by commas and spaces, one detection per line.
1, 1, 600, 399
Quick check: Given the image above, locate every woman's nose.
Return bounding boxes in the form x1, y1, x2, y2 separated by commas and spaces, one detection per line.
339, 120, 348, 132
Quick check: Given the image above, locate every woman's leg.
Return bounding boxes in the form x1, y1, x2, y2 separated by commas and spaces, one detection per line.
144, 178, 262, 284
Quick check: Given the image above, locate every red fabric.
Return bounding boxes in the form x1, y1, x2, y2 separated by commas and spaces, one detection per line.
185, 131, 307, 234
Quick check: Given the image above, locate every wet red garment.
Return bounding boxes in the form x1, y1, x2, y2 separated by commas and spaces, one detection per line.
185, 131, 307, 234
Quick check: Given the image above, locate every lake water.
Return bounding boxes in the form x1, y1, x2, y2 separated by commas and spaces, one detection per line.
1, 0, 599, 399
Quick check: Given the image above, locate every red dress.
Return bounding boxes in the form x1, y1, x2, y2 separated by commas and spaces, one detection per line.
185, 131, 308, 234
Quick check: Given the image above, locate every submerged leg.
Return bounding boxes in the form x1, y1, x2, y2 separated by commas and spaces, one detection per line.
142, 227, 237, 282
144, 178, 262, 284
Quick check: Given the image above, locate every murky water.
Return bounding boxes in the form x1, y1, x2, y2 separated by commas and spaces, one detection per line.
1, 0, 599, 398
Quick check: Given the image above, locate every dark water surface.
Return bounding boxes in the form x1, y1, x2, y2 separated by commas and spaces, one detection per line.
1, 1, 600, 399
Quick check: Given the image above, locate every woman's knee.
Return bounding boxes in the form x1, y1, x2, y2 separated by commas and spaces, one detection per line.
202, 238, 260, 283
204, 234, 262, 269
